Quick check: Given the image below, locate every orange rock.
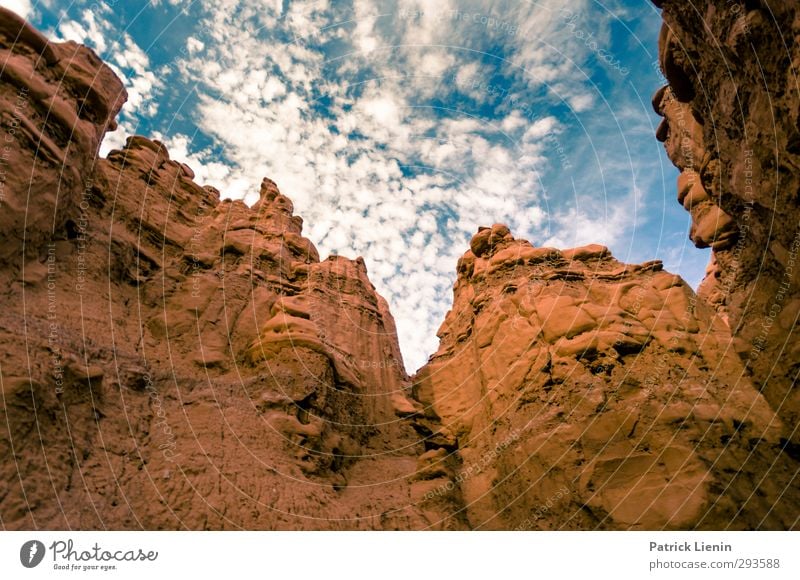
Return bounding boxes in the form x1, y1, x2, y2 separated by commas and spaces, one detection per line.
414, 226, 797, 529
656, 1, 800, 448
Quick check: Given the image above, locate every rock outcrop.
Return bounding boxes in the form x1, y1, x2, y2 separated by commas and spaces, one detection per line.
652, 0, 800, 447
413, 226, 800, 529
0, 7, 452, 529
0, 7, 126, 262
1, 5, 799, 530
0, 127, 447, 528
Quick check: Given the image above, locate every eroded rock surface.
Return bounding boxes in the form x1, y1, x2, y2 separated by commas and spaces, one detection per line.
0, 9, 452, 527
0, 126, 458, 528
413, 226, 800, 529
0, 7, 126, 262
1, 5, 799, 531
652, 0, 800, 446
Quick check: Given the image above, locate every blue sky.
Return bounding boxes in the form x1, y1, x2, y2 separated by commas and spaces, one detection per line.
4, 0, 711, 371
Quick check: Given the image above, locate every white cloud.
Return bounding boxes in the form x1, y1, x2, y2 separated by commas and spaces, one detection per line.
568, 92, 594, 112
1, 0, 33, 19
186, 36, 205, 54
44, 0, 694, 372
162, 0, 587, 371
106, 35, 161, 117
544, 185, 644, 250
359, 94, 401, 126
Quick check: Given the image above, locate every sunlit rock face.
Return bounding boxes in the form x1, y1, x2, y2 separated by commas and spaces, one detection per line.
413, 225, 799, 530
652, 1, 800, 446
0, 119, 445, 528
0, 7, 439, 528
1, 5, 799, 531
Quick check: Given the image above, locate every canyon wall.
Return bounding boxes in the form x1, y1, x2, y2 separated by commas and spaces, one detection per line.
1, 4, 799, 530
413, 226, 799, 529
413, 0, 800, 529
652, 0, 800, 446
0, 6, 125, 261
0, 7, 459, 530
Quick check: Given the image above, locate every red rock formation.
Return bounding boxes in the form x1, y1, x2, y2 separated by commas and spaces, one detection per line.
0, 119, 463, 527
0, 7, 126, 262
652, 1, 800, 448
2, 5, 799, 531
0, 10, 445, 526
413, 226, 799, 529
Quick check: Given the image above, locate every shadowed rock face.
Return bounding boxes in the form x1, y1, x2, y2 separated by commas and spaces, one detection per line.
1, 6, 799, 530
0, 7, 126, 262
413, 226, 799, 530
652, 1, 800, 446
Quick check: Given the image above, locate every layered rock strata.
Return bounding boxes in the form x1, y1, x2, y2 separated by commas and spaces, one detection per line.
413, 226, 800, 529
0, 7, 125, 261
1, 5, 799, 531
652, 0, 800, 446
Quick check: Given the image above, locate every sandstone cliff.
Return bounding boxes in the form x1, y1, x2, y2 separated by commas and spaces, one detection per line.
0, 7, 125, 262
652, 0, 800, 448
0, 7, 452, 530
1, 4, 798, 530
413, 225, 799, 529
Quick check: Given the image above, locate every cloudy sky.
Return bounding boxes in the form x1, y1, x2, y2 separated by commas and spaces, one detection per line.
4, 0, 710, 371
